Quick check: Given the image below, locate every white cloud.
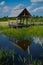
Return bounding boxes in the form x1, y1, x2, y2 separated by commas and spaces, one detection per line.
14, 4, 24, 9
27, 6, 32, 10
31, 0, 43, 2
27, 3, 36, 10
32, 7, 43, 12
0, 1, 5, 6
3, 6, 10, 13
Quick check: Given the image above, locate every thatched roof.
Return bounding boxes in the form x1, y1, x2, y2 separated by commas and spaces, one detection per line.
10, 8, 32, 18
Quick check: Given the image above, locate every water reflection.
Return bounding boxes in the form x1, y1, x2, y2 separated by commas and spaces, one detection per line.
29, 36, 43, 60
33, 36, 43, 47
0, 35, 43, 64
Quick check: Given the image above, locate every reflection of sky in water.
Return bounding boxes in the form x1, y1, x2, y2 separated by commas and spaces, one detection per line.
33, 36, 43, 47
28, 36, 43, 60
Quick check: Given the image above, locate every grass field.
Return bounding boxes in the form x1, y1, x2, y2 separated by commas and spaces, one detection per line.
0, 17, 43, 26
0, 20, 16, 26
0, 25, 43, 39
0, 19, 43, 40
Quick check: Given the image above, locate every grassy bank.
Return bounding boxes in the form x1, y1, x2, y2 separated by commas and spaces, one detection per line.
0, 26, 43, 39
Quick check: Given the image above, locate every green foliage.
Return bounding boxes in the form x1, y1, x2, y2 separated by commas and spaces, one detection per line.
0, 16, 43, 22
0, 17, 16, 21
0, 25, 43, 39
0, 49, 15, 65
9, 17, 16, 20
1, 26, 43, 38
0, 17, 8, 21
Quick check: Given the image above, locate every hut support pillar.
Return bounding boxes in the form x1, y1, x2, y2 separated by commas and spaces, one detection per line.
23, 18, 24, 24
20, 17, 22, 24
26, 18, 28, 25
16, 18, 18, 28
16, 18, 18, 24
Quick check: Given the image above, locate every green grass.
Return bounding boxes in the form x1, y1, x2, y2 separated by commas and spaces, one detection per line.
0, 26, 43, 39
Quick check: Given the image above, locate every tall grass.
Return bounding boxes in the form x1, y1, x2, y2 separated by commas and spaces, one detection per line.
0, 49, 42, 65
0, 26, 43, 39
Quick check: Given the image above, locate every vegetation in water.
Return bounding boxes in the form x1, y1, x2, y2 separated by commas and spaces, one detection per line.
0, 49, 43, 65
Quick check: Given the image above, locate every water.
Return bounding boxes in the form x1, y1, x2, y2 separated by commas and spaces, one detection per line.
0, 34, 43, 63
0, 35, 24, 55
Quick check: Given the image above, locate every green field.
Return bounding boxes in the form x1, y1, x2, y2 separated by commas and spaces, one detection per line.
0, 16, 43, 39
0, 25, 43, 40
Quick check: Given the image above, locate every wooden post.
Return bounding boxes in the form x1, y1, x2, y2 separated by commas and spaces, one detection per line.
16, 17, 18, 28
23, 18, 24, 24
20, 17, 21, 24
26, 18, 27, 25
16, 17, 18, 24
26, 18, 28, 25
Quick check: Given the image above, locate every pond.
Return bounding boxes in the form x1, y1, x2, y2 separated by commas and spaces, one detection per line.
0, 34, 43, 64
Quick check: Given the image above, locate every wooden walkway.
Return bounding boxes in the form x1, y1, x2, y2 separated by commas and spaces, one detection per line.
9, 24, 31, 28
9, 23, 43, 28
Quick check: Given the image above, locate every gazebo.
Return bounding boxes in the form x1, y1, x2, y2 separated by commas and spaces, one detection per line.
9, 8, 32, 28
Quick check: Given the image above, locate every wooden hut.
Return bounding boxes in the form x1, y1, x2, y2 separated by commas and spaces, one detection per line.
9, 8, 32, 28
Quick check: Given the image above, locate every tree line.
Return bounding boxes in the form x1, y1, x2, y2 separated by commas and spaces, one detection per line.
0, 16, 16, 21
0, 16, 43, 22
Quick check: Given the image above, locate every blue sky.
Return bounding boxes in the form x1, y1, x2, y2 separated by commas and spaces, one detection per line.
0, 0, 43, 17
